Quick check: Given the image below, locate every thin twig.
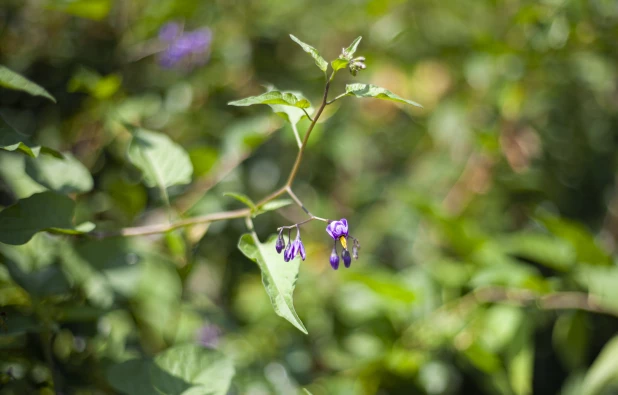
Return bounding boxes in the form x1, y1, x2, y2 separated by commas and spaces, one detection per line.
302, 108, 314, 123
291, 123, 302, 148
326, 92, 347, 105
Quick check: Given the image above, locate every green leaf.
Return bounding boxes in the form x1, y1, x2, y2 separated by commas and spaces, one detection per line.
223, 192, 256, 210
25, 152, 93, 194
331, 58, 349, 72
107, 344, 234, 395
581, 335, 618, 395
344, 36, 363, 58
499, 233, 575, 271
302, 390, 313, 395
47, 0, 112, 21
0, 65, 56, 102
289, 34, 328, 73
238, 233, 308, 334
128, 129, 193, 189
0, 192, 84, 245
228, 90, 311, 109
254, 199, 293, 216
345, 83, 423, 107
538, 215, 611, 266
262, 86, 314, 126
0, 115, 61, 158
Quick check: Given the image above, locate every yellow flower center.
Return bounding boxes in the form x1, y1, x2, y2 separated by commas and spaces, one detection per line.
339, 236, 347, 250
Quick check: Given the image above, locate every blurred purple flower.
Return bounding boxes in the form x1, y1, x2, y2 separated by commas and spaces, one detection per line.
195, 324, 220, 349
325, 218, 359, 270
157, 22, 212, 69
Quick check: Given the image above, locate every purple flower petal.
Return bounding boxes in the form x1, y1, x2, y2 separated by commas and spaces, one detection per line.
159, 22, 181, 43
326, 218, 349, 240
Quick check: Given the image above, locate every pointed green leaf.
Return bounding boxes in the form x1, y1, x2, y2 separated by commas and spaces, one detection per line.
345, 83, 423, 107
25, 152, 93, 194
223, 192, 256, 210
255, 199, 293, 215
107, 344, 235, 395
289, 35, 328, 73
331, 58, 349, 72
0, 66, 56, 102
344, 36, 362, 57
0, 192, 84, 245
128, 129, 193, 189
0, 115, 61, 158
262, 86, 314, 126
238, 233, 308, 334
228, 90, 311, 109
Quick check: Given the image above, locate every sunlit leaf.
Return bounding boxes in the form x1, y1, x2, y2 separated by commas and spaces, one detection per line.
499, 233, 575, 271
0, 65, 56, 102
228, 90, 311, 109
255, 199, 293, 216
331, 58, 349, 72
238, 233, 308, 334
107, 344, 234, 395
25, 152, 93, 194
289, 34, 328, 73
538, 216, 611, 266
345, 83, 423, 107
0, 192, 84, 245
47, 0, 112, 21
128, 129, 193, 189
223, 192, 256, 210
344, 36, 363, 57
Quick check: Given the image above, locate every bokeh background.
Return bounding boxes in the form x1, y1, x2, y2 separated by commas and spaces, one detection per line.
2, 0, 618, 394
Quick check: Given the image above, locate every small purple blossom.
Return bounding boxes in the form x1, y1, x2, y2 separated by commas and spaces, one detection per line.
195, 324, 220, 349
282, 228, 306, 262
329, 245, 340, 270
326, 218, 348, 240
157, 22, 212, 69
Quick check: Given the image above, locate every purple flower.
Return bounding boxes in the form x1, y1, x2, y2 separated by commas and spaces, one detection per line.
195, 324, 220, 349
157, 22, 212, 69
159, 22, 181, 43
282, 228, 306, 262
329, 245, 340, 270
325, 218, 359, 269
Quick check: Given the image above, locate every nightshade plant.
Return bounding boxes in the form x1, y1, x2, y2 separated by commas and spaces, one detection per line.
0, 34, 422, 339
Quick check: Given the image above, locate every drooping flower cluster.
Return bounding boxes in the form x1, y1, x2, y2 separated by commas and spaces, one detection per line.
275, 218, 359, 269
276, 226, 306, 262
157, 22, 212, 69
326, 218, 360, 270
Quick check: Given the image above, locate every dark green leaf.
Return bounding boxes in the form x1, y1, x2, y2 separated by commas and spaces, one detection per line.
289, 35, 328, 73
345, 83, 423, 107
0, 192, 82, 245
107, 344, 235, 395
0, 65, 56, 102
0, 115, 61, 158
228, 90, 311, 109
26, 153, 93, 194
238, 233, 308, 334
128, 129, 193, 189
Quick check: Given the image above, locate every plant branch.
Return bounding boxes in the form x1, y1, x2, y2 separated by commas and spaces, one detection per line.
91, 71, 336, 239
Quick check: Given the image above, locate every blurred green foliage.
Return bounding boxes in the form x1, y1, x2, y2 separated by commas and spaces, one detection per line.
2, 0, 618, 394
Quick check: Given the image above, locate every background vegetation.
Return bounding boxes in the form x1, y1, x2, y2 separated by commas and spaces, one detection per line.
2, 0, 618, 394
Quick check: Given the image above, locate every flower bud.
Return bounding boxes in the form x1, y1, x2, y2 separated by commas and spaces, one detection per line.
342, 249, 352, 268
330, 247, 340, 270
275, 232, 285, 254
